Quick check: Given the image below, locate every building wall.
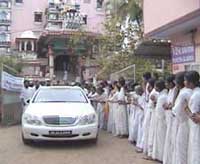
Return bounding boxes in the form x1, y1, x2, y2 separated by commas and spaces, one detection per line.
10, 0, 106, 47
144, 0, 200, 34
79, 0, 105, 33
11, 0, 48, 46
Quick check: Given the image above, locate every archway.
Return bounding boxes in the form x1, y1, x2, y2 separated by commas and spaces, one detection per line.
54, 55, 78, 81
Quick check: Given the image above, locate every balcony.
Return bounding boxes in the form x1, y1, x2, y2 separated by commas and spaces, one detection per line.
0, 19, 11, 24
46, 3, 87, 30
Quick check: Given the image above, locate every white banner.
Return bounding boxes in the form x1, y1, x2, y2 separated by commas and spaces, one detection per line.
1, 71, 24, 92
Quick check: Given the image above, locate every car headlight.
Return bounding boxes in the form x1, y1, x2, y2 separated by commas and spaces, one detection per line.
23, 114, 42, 126
78, 114, 96, 125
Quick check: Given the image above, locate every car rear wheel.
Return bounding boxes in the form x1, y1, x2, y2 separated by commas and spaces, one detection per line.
22, 133, 33, 145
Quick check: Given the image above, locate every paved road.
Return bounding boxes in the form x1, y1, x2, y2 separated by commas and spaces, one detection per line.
0, 126, 157, 164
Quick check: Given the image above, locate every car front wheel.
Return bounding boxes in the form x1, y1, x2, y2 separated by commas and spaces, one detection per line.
22, 133, 33, 145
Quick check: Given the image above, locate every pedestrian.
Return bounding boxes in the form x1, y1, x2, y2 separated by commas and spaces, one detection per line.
185, 71, 200, 164
115, 77, 128, 137
171, 72, 192, 164
147, 81, 159, 158
134, 85, 145, 153
107, 81, 117, 133
20, 80, 34, 111
152, 80, 168, 162
163, 74, 178, 164
142, 78, 156, 156
95, 87, 107, 129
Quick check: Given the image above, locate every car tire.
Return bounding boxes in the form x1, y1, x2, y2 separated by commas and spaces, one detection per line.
22, 133, 33, 145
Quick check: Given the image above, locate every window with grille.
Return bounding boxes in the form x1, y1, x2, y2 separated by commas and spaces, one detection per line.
97, 0, 104, 9
0, 2, 8, 8
34, 12, 42, 23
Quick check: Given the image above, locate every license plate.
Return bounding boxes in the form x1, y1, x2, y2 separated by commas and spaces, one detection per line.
49, 131, 72, 135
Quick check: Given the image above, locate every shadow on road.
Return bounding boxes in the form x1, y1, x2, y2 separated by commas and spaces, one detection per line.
27, 140, 98, 150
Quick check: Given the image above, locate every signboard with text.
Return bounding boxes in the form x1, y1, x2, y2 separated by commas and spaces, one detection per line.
1, 71, 24, 92
172, 45, 195, 64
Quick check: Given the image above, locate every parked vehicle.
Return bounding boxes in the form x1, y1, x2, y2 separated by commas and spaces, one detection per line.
21, 86, 98, 145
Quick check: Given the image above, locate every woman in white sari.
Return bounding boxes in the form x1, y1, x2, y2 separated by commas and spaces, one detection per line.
163, 75, 178, 164
115, 77, 128, 137
107, 82, 119, 135
152, 80, 168, 162
142, 78, 156, 155
171, 72, 192, 164
185, 71, 200, 164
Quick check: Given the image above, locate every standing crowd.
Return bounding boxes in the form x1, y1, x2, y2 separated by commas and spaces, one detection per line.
87, 71, 200, 164
19, 71, 200, 164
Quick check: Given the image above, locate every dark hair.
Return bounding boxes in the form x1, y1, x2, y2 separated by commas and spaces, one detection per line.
112, 81, 118, 86
166, 74, 175, 86
118, 76, 125, 87
185, 71, 200, 87
155, 79, 166, 91
148, 78, 156, 88
175, 72, 185, 87
143, 72, 151, 81
24, 80, 29, 84
97, 87, 104, 94
153, 72, 159, 80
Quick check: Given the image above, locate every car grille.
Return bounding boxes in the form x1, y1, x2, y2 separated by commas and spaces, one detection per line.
43, 116, 77, 126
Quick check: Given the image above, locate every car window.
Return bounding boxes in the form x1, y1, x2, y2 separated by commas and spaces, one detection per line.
33, 88, 88, 103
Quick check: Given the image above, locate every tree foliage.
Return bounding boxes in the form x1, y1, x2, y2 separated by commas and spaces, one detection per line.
97, 52, 153, 82
0, 56, 22, 74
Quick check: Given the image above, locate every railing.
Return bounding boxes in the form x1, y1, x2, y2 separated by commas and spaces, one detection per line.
0, 19, 11, 24
0, 40, 10, 46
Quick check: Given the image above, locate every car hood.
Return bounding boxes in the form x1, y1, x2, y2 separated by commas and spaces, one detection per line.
24, 103, 95, 117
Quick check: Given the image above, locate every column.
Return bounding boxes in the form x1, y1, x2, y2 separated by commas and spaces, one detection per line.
31, 41, 34, 52
48, 45, 54, 80
19, 41, 22, 52
24, 41, 27, 51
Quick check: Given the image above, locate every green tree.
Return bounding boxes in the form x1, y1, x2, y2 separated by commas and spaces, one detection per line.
0, 56, 22, 74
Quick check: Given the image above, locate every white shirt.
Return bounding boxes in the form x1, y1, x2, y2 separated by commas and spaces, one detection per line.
20, 87, 34, 102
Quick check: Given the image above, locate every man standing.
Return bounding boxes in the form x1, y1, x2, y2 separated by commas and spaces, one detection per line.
20, 80, 33, 111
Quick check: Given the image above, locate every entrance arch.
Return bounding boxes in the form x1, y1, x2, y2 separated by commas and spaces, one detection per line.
54, 55, 78, 81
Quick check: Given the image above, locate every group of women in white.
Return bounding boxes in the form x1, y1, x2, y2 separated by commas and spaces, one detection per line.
90, 71, 200, 164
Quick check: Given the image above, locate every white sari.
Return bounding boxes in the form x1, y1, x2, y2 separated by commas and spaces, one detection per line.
172, 88, 192, 164
136, 95, 146, 149
188, 87, 200, 164
147, 90, 159, 157
142, 89, 158, 154
163, 87, 177, 164
108, 91, 119, 135
152, 89, 168, 161
115, 87, 128, 135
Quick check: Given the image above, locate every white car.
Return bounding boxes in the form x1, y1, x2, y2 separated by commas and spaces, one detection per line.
21, 86, 98, 145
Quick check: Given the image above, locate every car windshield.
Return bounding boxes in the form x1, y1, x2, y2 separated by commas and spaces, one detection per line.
33, 88, 88, 103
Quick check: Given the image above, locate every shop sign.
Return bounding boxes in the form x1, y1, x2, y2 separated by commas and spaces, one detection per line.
172, 45, 195, 64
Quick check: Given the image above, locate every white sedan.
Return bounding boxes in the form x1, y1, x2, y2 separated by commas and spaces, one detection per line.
21, 86, 98, 145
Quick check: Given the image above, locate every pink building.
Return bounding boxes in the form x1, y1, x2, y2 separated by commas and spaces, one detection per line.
4, 0, 106, 81
144, 0, 200, 73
